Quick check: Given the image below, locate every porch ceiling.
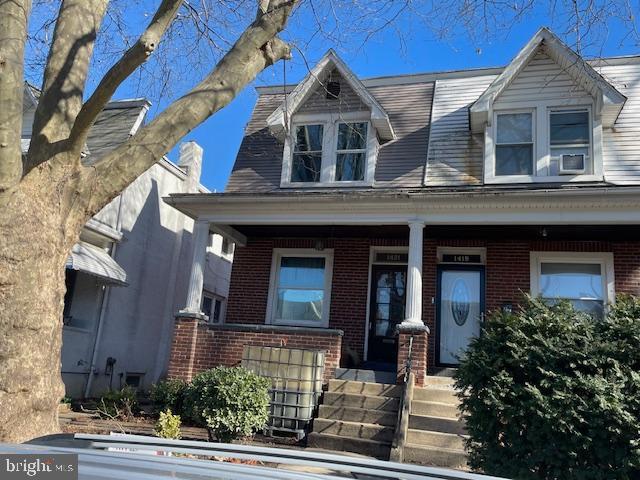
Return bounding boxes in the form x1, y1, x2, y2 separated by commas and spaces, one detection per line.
232, 224, 640, 241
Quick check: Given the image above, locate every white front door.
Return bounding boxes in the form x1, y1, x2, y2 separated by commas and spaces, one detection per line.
437, 267, 484, 366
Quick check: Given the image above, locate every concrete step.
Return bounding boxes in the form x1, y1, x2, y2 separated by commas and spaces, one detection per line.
409, 414, 466, 435
312, 418, 394, 443
307, 432, 390, 460
327, 379, 401, 398
406, 429, 466, 450
411, 400, 460, 419
318, 405, 397, 427
335, 368, 397, 384
403, 443, 467, 469
413, 387, 459, 404
323, 392, 399, 412
424, 375, 456, 386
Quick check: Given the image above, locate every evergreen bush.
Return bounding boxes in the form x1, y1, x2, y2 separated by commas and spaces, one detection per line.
185, 366, 270, 442
456, 295, 640, 479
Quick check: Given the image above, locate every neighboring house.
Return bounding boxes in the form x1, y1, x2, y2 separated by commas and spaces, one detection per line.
164, 28, 640, 387
22, 87, 233, 398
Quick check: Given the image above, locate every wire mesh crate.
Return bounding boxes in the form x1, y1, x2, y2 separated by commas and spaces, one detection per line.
242, 346, 325, 439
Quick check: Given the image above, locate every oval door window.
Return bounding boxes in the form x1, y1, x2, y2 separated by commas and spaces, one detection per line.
451, 278, 470, 326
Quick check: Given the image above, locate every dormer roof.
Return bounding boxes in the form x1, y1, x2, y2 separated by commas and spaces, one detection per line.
266, 49, 395, 140
469, 27, 627, 133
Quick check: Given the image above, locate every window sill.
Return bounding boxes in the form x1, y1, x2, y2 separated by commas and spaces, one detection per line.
280, 181, 373, 189
208, 323, 342, 336
485, 174, 604, 184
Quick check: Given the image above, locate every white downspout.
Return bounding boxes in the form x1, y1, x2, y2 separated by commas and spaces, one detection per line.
83, 194, 125, 398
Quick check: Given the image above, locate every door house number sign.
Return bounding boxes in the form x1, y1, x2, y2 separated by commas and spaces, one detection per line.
442, 254, 482, 264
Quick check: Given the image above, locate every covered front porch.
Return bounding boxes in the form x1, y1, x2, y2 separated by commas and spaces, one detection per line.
164, 188, 640, 384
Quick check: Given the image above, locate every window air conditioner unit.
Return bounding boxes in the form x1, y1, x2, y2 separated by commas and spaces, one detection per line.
559, 154, 586, 174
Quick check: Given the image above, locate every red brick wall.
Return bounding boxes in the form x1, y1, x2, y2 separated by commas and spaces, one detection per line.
168, 318, 342, 383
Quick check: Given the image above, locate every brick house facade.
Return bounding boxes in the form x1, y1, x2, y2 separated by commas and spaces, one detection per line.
165, 29, 640, 385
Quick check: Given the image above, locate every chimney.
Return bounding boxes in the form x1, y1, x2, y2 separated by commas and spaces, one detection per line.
178, 141, 203, 191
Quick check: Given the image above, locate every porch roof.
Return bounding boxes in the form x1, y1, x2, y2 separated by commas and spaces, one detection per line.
164, 185, 640, 227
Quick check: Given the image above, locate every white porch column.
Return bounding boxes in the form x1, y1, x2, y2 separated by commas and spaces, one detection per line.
402, 220, 425, 327
181, 220, 210, 316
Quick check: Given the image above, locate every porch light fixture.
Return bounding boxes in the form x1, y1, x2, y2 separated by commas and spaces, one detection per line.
314, 239, 325, 251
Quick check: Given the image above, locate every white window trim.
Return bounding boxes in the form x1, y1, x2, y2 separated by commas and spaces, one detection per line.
266, 248, 334, 328
529, 251, 615, 306
280, 112, 378, 188
485, 100, 604, 184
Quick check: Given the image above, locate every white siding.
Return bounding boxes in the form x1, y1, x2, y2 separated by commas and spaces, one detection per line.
599, 63, 640, 184
494, 48, 592, 108
426, 75, 496, 185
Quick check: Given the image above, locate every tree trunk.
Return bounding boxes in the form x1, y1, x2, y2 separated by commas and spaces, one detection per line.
0, 165, 81, 443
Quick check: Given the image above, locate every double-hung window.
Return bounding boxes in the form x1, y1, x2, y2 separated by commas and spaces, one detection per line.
495, 112, 534, 176
530, 252, 614, 319
267, 249, 333, 327
284, 115, 374, 186
488, 104, 599, 182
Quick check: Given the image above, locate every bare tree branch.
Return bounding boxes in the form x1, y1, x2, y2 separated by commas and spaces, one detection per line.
68, 0, 184, 150
81, 0, 297, 215
0, 0, 31, 191
26, 0, 109, 173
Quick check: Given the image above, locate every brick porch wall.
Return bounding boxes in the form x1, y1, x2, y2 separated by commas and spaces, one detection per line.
168, 318, 343, 383
221, 236, 640, 377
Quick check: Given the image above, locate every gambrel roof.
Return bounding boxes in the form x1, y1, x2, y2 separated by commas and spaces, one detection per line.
469, 27, 627, 133
266, 50, 395, 140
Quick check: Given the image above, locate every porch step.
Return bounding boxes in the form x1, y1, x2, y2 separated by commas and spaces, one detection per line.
409, 414, 466, 436
311, 379, 400, 460
327, 379, 402, 398
413, 386, 459, 404
407, 429, 466, 450
403, 443, 468, 469
322, 392, 399, 411
312, 418, 394, 443
307, 432, 390, 460
424, 375, 456, 387
318, 405, 396, 427
335, 368, 397, 384
411, 400, 460, 419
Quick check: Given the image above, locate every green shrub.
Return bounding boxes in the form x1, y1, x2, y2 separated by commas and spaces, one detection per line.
150, 379, 188, 416
455, 296, 640, 479
185, 366, 270, 442
98, 386, 139, 420
155, 409, 182, 439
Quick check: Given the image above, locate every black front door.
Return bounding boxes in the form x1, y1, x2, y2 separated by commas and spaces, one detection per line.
367, 265, 407, 363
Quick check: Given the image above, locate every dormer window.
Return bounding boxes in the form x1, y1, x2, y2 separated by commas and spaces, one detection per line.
282, 113, 377, 187
487, 105, 600, 183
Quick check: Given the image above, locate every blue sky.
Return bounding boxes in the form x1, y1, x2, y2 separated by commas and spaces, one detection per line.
159, 7, 640, 192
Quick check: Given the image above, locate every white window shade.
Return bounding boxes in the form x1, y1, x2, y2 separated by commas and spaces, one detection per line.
530, 252, 615, 319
